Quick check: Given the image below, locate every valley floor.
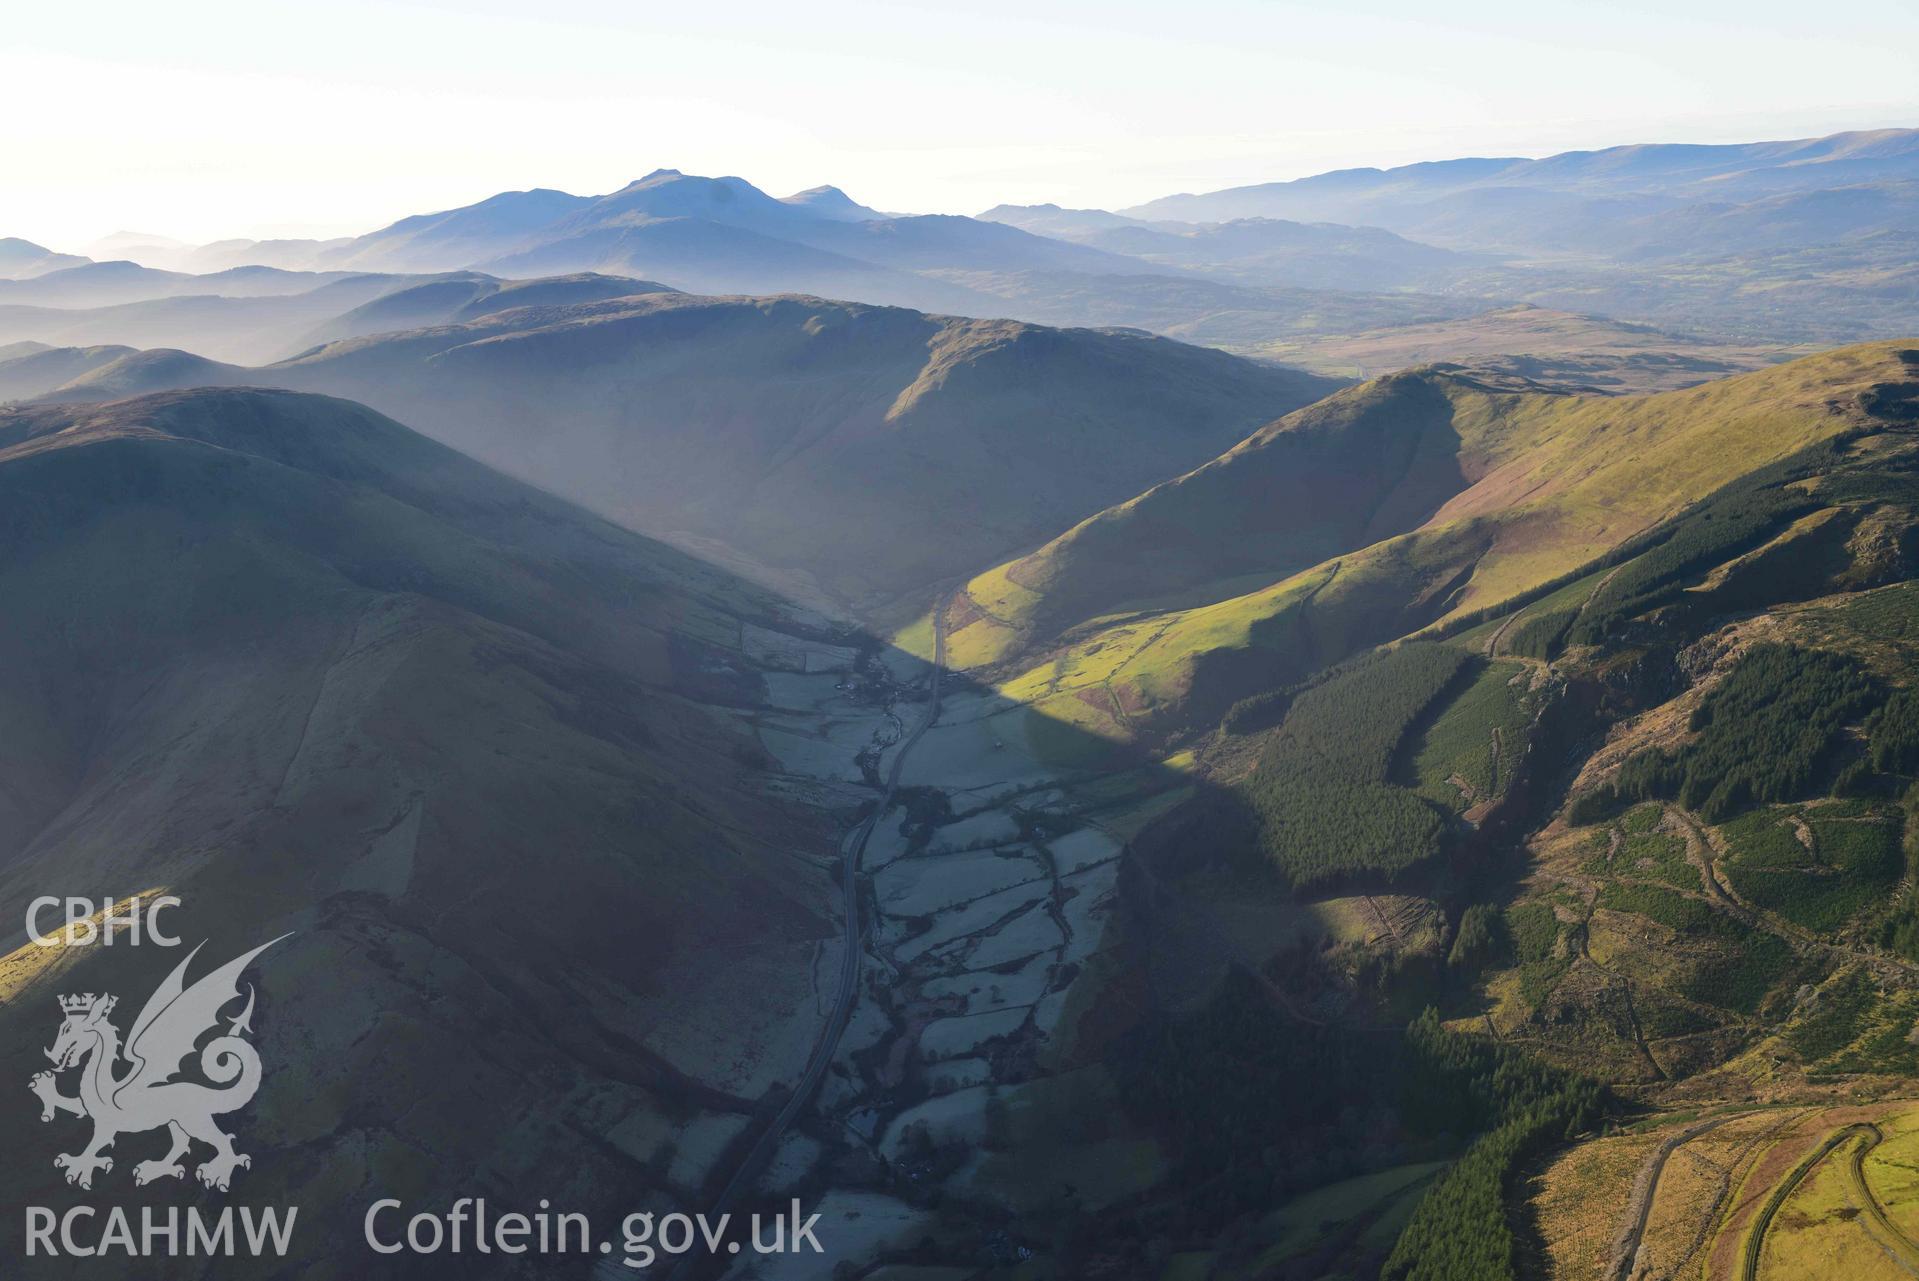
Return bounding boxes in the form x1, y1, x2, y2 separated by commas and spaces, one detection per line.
619, 605, 1170, 1277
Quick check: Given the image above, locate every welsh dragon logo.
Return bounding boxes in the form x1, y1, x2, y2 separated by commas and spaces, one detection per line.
28, 935, 288, 1192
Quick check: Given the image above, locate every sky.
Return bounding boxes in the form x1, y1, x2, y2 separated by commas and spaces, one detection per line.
5, 0, 1916, 251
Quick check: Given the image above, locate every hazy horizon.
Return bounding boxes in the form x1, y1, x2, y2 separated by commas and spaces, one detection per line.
4, 0, 1915, 251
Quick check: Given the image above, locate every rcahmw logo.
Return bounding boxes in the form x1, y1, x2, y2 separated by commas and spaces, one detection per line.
24, 934, 301, 1259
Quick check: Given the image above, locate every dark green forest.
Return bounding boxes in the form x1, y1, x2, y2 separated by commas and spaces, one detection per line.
1576, 644, 1880, 823
1238, 643, 1470, 887
1381, 1012, 1605, 1281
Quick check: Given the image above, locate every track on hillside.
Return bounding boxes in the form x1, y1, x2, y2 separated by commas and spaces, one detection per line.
1740, 1122, 1881, 1281
1844, 1123, 1919, 1270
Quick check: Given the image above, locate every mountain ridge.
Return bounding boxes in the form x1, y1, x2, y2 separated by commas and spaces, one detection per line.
12, 290, 1343, 603
933, 340, 1919, 739
0, 384, 862, 1267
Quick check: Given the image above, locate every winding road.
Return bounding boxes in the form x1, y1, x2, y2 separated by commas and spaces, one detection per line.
1846, 1123, 1919, 1270
1605, 1109, 1919, 1281
664, 601, 948, 1276
1731, 1119, 1919, 1279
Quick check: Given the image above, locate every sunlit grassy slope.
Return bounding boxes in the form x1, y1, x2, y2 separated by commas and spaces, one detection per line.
927, 341, 1915, 742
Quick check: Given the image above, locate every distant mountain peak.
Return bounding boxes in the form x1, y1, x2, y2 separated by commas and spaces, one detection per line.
464, 187, 575, 206
619, 169, 691, 190
781, 185, 887, 221
0, 237, 93, 280
974, 203, 1145, 237
91, 229, 192, 249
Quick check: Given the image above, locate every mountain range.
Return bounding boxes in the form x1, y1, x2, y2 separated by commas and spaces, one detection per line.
6, 122, 1919, 1280
5, 320, 1916, 1278
1123, 128, 1919, 250
17, 126, 1915, 351
0, 289, 1339, 601
86, 170, 1127, 315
